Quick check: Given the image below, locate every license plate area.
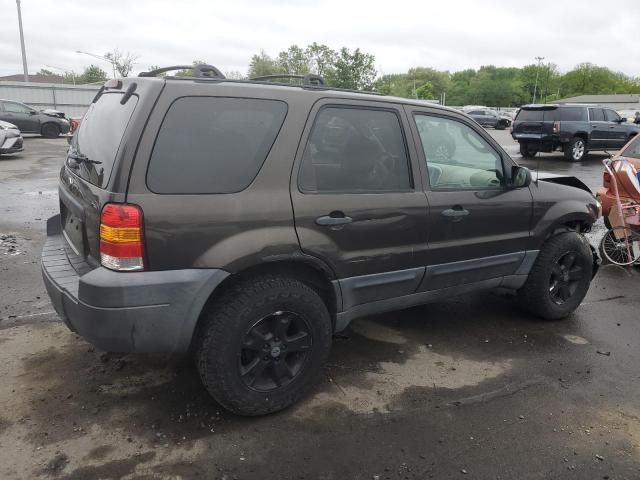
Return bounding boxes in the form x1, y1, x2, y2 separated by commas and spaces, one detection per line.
61, 206, 84, 256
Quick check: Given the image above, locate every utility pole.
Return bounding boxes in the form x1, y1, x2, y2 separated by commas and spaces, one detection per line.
16, 0, 29, 82
532, 56, 545, 104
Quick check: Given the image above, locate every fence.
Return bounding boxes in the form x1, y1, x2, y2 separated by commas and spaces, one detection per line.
0, 81, 101, 118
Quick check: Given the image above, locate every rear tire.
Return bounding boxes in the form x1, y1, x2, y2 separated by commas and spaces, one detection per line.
519, 143, 538, 158
41, 123, 60, 139
495, 122, 507, 130
564, 137, 586, 162
196, 274, 332, 416
518, 232, 593, 320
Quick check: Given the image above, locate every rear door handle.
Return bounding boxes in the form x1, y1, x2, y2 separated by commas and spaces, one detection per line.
441, 208, 469, 222
316, 213, 353, 226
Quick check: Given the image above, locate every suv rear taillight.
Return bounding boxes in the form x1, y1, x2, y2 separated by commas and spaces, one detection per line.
99, 203, 145, 272
552, 121, 560, 133
603, 171, 611, 189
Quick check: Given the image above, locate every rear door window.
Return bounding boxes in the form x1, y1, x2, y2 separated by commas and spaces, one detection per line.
589, 108, 605, 121
298, 106, 412, 193
558, 107, 586, 121
72, 92, 138, 188
147, 97, 287, 194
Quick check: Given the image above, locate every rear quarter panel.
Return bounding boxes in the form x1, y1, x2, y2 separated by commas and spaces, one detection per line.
125, 82, 315, 272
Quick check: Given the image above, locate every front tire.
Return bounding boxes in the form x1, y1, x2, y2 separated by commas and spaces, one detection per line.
518, 232, 593, 320
196, 274, 332, 416
564, 137, 586, 162
41, 123, 60, 139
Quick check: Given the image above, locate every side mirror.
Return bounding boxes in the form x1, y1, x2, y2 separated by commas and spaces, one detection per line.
29, 110, 37, 115
620, 117, 627, 123
511, 165, 531, 188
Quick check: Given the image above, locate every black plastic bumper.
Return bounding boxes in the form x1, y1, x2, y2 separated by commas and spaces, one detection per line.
41, 215, 229, 353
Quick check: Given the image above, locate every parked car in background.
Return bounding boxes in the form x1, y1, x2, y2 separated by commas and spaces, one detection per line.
512, 104, 640, 161
0, 120, 23, 155
0, 99, 70, 138
596, 134, 640, 227
42, 67, 600, 416
464, 108, 511, 130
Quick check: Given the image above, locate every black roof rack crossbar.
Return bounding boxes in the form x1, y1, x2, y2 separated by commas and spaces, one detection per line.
250, 74, 326, 86
139, 64, 226, 79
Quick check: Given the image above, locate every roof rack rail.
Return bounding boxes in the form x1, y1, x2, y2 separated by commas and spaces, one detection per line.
250, 73, 326, 86
139, 64, 226, 79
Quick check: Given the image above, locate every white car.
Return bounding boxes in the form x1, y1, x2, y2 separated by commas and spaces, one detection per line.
0, 120, 24, 155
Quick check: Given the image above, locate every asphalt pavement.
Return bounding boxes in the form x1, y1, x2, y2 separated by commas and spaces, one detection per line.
1, 134, 639, 480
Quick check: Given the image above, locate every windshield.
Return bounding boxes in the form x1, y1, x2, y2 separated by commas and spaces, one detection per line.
70, 92, 138, 188
621, 136, 640, 159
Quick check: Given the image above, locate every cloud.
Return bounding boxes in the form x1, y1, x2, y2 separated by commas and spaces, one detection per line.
1, 0, 638, 78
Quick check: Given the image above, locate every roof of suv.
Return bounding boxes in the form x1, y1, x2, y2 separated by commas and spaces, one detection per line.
132, 64, 456, 114
520, 103, 602, 109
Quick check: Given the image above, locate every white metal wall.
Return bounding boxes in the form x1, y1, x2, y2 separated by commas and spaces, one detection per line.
0, 81, 101, 118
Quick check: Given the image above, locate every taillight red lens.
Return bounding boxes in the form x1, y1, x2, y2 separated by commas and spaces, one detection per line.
100, 203, 145, 272
603, 171, 611, 188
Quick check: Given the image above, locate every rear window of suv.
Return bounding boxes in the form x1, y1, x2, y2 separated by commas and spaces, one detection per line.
147, 97, 287, 194
71, 92, 138, 188
515, 108, 556, 121
515, 107, 586, 122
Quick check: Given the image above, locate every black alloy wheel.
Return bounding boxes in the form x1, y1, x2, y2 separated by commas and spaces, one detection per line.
239, 310, 313, 392
548, 251, 584, 305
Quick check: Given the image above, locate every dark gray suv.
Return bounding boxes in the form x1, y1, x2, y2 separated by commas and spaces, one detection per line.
0, 99, 70, 138
42, 65, 600, 415
512, 104, 640, 161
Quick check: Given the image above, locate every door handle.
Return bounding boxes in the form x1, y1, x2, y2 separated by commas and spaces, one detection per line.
315, 213, 353, 226
441, 207, 469, 222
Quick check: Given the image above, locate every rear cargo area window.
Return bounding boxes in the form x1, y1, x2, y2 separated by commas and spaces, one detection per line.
72, 93, 138, 188
147, 97, 287, 194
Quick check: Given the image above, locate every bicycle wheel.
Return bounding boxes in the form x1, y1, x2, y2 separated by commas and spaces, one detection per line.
600, 227, 640, 266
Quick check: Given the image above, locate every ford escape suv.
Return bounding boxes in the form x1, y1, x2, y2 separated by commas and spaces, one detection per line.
42, 65, 600, 416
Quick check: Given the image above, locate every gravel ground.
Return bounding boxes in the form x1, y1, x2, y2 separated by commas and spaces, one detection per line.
1, 135, 639, 480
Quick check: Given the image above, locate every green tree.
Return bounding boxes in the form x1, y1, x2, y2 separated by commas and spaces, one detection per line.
325, 47, 376, 90
559, 63, 640, 97
75, 64, 108, 84
305, 43, 336, 76
415, 81, 434, 100
276, 45, 310, 76
247, 50, 281, 78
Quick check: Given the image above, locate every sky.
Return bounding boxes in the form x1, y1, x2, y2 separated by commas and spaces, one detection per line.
1, 0, 639, 79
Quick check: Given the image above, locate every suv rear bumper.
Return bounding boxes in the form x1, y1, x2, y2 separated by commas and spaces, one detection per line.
42, 215, 228, 353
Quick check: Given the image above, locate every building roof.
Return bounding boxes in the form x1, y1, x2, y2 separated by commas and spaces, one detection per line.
0, 74, 64, 83
557, 94, 640, 104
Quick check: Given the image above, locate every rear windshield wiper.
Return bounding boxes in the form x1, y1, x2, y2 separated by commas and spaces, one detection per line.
68, 151, 102, 165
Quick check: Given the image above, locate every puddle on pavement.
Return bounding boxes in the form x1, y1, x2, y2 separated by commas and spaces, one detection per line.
561, 334, 590, 345
99, 371, 175, 395
297, 318, 512, 416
